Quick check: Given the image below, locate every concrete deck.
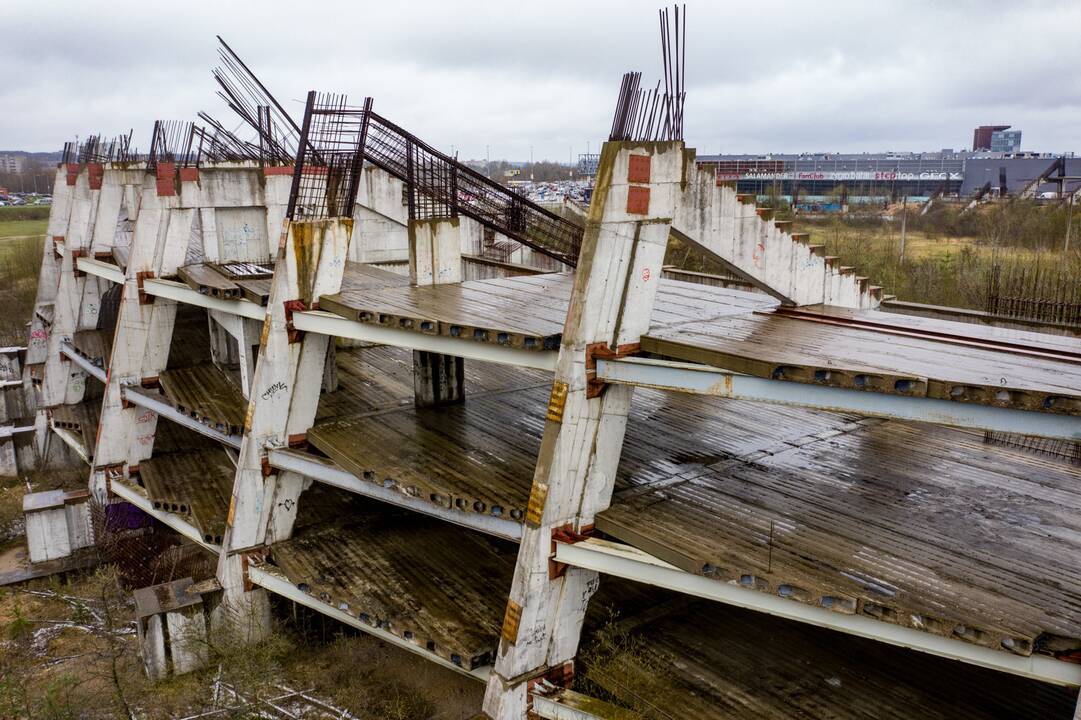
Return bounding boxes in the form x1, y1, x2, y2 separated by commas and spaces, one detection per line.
71, 329, 112, 369
317, 272, 1081, 415
265, 504, 517, 670
177, 260, 410, 305
50, 397, 101, 462
318, 273, 776, 352
159, 363, 247, 436
644, 305, 1081, 415
138, 448, 236, 545
600, 399, 1081, 657
300, 346, 1081, 662
580, 598, 1078, 719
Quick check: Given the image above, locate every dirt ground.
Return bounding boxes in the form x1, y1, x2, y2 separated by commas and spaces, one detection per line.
0, 567, 485, 719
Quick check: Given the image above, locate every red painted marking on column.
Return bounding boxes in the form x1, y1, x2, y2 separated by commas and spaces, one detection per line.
87, 163, 104, 190
628, 154, 651, 183
641, 267, 651, 282
178, 167, 200, 183
155, 162, 176, 197
263, 166, 293, 176
626, 186, 650, 215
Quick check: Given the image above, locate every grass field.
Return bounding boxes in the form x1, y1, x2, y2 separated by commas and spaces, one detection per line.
0, 219, 47, 239
0, 235, 42, 346
0, 205, 49, 239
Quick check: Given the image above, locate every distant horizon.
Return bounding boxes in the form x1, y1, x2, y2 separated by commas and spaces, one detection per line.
3, 2, 1080, 161
2, 143, 1078, 166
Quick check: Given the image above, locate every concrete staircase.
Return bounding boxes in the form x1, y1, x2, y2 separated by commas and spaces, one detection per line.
672, 164, 883, 309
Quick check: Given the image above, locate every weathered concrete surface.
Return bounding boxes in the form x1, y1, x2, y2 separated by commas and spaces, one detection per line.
485, 141, 685, 719
673, 163, 881, 308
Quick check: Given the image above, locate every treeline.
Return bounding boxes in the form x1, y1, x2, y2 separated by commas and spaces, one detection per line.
464, 159, 579, 183
0, 205, 50, 221
914, 200, 1076, 252
0, 158, 56, 195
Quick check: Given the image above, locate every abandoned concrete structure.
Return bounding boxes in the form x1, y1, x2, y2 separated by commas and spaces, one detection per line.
8, 21, 1081, 720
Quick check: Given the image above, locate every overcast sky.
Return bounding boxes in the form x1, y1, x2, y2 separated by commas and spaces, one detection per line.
3, 0, 1079, 161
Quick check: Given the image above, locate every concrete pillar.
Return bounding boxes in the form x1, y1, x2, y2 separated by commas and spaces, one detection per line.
24, 496, 72, 562
40, 165, 98, 409
89, 171, 185, 491
217, 217, 353, 637
350, 165, 408, 263
25, 167, 69, 368
92, 165, 286, 495
483, 141, 686, 719
413, 350, 465, 407
134, 578, 212, 680
0, 439, 16, 477
409, 217, 465, 407
139, 614, 168, 681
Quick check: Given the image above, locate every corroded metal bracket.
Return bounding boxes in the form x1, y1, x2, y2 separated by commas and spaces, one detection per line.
240, 548, 270, 592
70, 248, 86, 277
95, 463, 125, 494
585, 342, 640, 398
548, 524, 594, 579
283, 299, 309, 343
136, 271, 156, 305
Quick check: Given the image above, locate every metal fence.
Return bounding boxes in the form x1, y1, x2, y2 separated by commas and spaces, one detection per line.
985, 262, 1081, 327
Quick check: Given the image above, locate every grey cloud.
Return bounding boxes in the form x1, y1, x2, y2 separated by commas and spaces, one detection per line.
1, 0, 1078, 158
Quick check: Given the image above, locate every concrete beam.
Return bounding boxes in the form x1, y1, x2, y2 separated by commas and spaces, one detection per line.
49, 426, 90, 465
556, 537, 1081, 688
530, 687, 630, 720
122, 387, 243, 449
292, 310, 558, 371
247, 564, 492, 682
267, 448, 522, 541
59, 342, 106, 383
110, 480, 221, 553
142, 278, 265, 320
75, 256, 124, 284
596, 356, 1081, 441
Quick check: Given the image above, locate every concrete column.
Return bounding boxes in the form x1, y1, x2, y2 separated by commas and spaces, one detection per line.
92, 165, 280, 490
89, 168, 196, 493
24, 234, 60, 368
40, 165, 99, 409
217, 217, 352, 638
75, 166, 129, 336
483, 141, 686, 719
350, 165, 408, 264
409, 217, 465, 407
134, 578, 211, 680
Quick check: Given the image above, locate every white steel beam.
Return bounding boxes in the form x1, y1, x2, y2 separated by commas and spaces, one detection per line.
292, 310, 559, 371
122, 386, 243, 449
0, 425, 34, 439
59, 342, 107, 383
50, 425, 91, 465
597, 357, 1081, 441
247, 564, 492, 683
0, 380, 20, 389
530, 686, 624, 720
267, 448, 523, 542
556, 538, 1081, 688
109, 480, 221, 554
142, 278, 265, 321
75, 256, 125, 284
